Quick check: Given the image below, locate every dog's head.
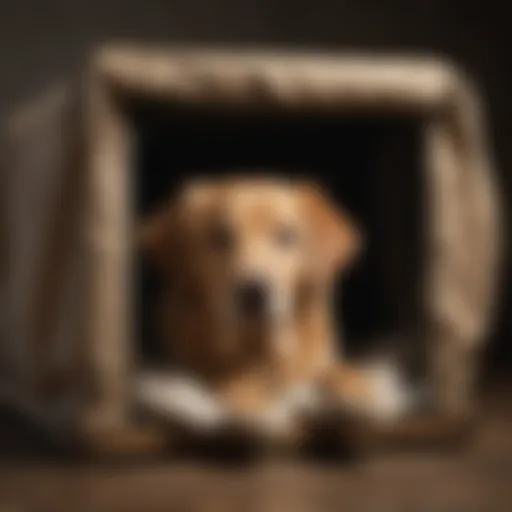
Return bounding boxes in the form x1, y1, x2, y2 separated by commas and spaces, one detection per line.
140, 176, 362, 345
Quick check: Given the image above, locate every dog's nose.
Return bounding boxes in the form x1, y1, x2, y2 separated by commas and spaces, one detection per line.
235, 280, 269, 315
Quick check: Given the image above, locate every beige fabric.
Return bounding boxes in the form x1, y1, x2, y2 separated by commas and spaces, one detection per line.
96, 46, 455, 110
0, 45, 501, 445
424, 75, 501, 413
81, 67, 133, 432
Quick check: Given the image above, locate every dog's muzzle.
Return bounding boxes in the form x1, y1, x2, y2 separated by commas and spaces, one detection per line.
234, 278, 270, 317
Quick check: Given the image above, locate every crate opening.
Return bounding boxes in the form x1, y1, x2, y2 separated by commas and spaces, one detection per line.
128, 99, 426, 379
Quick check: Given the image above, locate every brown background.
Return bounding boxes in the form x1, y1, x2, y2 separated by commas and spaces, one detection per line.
1, 0, 510, 372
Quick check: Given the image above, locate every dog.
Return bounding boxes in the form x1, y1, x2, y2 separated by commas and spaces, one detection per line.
135, 175, 418, 454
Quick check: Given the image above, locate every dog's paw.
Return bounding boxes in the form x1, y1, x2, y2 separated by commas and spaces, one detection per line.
342, 361, 419, 424
231, 385, 323, 450
134, 371, 228, 434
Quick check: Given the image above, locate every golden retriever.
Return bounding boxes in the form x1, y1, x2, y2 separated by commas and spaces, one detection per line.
136, 175, 416, 453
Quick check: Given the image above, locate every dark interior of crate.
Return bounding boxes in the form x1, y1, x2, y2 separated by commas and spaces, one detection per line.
128, 100, 427, 380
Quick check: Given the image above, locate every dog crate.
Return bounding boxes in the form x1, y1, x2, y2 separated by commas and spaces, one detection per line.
0, 45, 501, 455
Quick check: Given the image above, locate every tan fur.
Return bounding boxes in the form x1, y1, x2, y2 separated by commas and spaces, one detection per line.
139, 176, 387, 446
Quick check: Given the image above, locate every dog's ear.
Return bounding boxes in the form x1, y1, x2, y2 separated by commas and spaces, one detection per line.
138, 202, 180, 274
298, 182, 363, 277
138, 182, 214, 273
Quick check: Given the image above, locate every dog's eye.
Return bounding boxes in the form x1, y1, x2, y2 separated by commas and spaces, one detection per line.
209, 223, 234, 251
275, 225, 299, 248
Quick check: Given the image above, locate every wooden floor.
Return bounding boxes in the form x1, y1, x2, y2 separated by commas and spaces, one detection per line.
1, 384, 512, 512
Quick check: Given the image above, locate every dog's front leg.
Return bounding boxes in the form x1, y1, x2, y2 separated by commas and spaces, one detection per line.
134, 370, 298, 448
134, 370, 230, 436
214, 374, 317, 449
321, 362, 418, 424
135, 370, 320, 452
